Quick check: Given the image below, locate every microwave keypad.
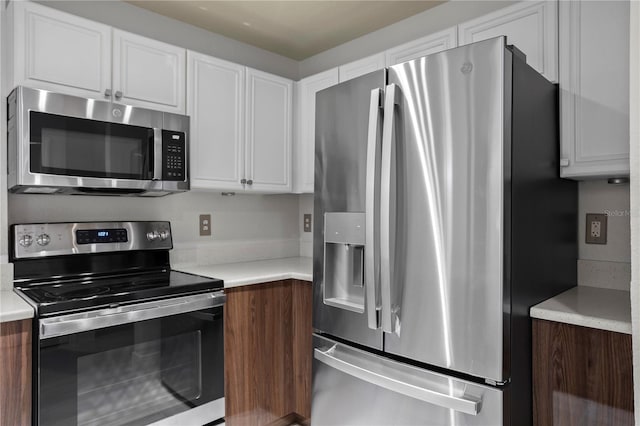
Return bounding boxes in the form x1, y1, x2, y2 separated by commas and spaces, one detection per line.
162, 130, 186, 181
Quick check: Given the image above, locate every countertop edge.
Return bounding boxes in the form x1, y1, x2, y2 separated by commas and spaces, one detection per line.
530, 306, 632, 335
0, 291, 35, 323
224, 272, 313, 289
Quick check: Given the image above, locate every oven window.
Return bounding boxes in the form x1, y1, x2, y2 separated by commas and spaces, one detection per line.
38, 307, 224, 426
29, 111, 154, 180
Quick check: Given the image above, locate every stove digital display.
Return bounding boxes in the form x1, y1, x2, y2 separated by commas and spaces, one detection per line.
76, 228, 128, 244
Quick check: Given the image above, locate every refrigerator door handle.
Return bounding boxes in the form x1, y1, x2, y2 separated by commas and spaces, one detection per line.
314, 346, 482, 416
365, 88, 383, 330
380, 83, 399, 334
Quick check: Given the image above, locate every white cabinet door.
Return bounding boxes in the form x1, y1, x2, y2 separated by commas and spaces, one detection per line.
559, 0, 629, 179
339, 53, 386, 82
12, 1, 111, 100
245, 69, 293, 192
187, 52, 245, 191
458, 1, 558, 83
385, 27, 458, 66
112, 29, 186, 113
294, 68, 340, 194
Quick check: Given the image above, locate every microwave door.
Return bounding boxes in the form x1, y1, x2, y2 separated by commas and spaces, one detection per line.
8, 86, 189, 195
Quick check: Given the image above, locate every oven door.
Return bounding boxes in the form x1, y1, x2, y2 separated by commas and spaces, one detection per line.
36, 292, 225, 426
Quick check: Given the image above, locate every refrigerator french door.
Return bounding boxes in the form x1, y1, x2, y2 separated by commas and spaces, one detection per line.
312, 36, 577, 426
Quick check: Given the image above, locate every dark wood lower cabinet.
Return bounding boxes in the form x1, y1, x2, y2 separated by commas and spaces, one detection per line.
224, 279, 312, 426
533, 319, 634, 426
0, 319, 32, 426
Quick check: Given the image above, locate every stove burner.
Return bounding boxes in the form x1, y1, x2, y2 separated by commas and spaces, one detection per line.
43, 286, 111, 301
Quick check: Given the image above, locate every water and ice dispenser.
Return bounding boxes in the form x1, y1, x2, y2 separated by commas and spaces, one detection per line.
323, 212, 365, 313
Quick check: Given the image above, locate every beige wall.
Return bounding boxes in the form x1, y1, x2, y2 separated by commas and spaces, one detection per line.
34, 0, 299, 80
298, 1, 516, 78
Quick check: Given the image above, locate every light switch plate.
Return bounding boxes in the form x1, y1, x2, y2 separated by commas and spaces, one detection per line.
303, 214, 312, 233
199, 214, 211, 237
585, 213, 607, 244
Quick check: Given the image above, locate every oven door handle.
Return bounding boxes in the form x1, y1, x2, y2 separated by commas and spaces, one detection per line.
39, 291, 226, 339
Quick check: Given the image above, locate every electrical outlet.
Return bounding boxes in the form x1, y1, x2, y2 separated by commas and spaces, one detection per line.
585, 213, 607, 244
303, 214, 312, 233
199, 214, 211, 237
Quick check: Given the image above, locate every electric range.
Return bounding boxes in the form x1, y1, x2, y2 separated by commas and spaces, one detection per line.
12, 221, 226, 426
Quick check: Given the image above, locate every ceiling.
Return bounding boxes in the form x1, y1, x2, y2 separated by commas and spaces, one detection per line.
125, 1, 445, 60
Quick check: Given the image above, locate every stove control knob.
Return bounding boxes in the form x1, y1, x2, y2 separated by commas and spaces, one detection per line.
146, 231, 160, 242
19, 235, 33, 247
36, 233, 51, 246
159, 230, 170, 241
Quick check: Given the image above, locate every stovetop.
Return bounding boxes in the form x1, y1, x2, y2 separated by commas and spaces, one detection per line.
11, 221, 225, 317
16, 269, 223, 316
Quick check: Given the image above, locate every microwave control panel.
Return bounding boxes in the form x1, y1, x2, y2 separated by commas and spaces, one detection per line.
162, 130, 186, 181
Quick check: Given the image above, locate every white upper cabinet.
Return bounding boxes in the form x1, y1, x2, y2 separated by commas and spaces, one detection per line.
188, 52, 245, 191
12, 1, 111, 99
112, 30, 186, 113
385, 27, 458, 66
558, 0, 630, 179
294, 68, 340, 193
245, 69, 293, 192
11, 1, 186, 113
339, 53, 386, 82
458, 1, 558, 83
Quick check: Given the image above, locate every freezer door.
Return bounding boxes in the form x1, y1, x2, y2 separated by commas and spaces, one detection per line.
312, 334, 506, 425
313, 70, 386, 350
381, 37, 510, 382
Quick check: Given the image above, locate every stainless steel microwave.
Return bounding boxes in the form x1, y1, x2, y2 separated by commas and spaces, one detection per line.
7, 86, 189, 196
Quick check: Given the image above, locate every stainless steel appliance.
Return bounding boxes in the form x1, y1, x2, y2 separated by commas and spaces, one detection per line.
12, 221, 225, 426
312, 37, 577, 425
8, 86, 189, 196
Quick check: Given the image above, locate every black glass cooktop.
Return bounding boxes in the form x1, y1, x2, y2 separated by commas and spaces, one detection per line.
16, 270, 223, 316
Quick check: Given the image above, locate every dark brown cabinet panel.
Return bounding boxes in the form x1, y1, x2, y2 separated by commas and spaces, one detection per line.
0, 319, 32, 426
224, 280, 312, 425
291, 280, 312, 419
533, 319, 633, 426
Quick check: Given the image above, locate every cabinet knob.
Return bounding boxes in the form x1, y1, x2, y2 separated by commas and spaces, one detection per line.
104, 89, 112, 98
240, 178, 247, 184
247, 179, 253, 185
560, 158, 569, 167
115, 91, 123, 100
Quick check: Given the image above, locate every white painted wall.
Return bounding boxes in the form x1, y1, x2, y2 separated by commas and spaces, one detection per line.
628, 2, 639, 421
35, 0, 298, 80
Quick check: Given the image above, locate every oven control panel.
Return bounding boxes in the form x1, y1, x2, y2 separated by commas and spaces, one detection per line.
12, 221, 173, 259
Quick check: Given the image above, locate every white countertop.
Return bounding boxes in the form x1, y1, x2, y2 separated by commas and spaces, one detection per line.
530, 286, 631, 334
0, 290, 34, 323
175, 257, 313, 289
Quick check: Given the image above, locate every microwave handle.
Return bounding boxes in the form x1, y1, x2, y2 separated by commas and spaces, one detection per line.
153, 128, 162, 181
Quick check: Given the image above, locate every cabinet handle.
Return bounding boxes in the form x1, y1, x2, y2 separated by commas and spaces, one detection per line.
115, 91, 123, 100
104, 89, 112, 98
247, 179, 253, 185
560, 158, 569, 167
240, 178, 247, 184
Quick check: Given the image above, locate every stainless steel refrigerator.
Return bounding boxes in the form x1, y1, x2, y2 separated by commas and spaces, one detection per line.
312, 37, 577, 425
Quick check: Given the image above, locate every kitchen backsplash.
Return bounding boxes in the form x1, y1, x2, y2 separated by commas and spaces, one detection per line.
6, 180, 630, 290
578, 180, 631, 290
